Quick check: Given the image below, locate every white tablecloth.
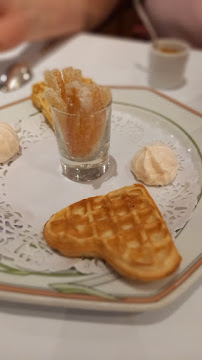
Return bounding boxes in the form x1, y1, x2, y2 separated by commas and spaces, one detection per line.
0, 33, 202, 360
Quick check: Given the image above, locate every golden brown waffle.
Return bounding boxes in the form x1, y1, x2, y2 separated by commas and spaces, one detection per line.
43, 184, 182, 281
31, 82, 53, 127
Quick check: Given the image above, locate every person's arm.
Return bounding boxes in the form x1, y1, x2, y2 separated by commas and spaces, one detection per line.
84, 0, 121, 29
0, 0, 120, 51
145, 0, 202, 47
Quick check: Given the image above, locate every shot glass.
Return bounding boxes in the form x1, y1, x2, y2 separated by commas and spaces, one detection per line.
51, 100, 112, 181
148, 38, 190, 89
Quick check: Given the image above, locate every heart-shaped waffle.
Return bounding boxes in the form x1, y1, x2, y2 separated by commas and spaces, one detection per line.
43, 184, 182, 281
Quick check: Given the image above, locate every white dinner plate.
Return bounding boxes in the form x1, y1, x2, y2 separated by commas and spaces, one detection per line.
0, 87, 201, 312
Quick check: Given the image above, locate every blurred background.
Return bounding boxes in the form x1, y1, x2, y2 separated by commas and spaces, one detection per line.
91, 0, 149, 41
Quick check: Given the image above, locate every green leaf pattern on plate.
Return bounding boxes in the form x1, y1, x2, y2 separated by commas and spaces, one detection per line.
50, 282, 117, 300
0, 263, 83, 277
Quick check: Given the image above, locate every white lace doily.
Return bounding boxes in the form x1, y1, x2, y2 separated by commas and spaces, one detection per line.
0, 110, 201, 274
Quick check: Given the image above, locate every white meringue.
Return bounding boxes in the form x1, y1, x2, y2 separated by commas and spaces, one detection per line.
0, 123, 20, 163
131, 143, 178, 186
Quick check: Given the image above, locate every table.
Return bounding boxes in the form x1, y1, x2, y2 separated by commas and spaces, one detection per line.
0, 33, 202, 360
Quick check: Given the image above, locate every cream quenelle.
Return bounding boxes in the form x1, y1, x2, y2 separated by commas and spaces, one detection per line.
131, 143, 178, 186
0, 123, 20, 163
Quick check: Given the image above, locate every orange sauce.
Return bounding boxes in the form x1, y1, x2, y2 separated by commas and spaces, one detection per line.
158, 46, 180, 54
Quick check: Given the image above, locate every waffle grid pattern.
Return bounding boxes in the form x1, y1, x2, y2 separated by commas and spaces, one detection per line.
44, 184, 181, 280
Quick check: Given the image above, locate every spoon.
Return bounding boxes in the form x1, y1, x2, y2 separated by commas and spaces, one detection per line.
133, 0, 158, 44
0, 39, 64, 93
0, 63, 32, 93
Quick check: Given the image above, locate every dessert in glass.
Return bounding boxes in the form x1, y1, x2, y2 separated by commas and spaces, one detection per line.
44, 67, 112, 181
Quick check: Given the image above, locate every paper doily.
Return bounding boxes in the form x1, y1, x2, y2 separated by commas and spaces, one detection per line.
0, 110, 201, 274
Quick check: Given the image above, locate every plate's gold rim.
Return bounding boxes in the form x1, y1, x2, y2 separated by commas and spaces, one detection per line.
0, 96, 31, 110
0, 257, 201, 305
0, 86, 201, 308
111, 86, 202, 117
0, 86, 202, 117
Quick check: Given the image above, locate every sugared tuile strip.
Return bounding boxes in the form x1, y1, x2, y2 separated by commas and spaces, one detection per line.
62, 67, 82, 85
43, 88, 66, 112
99, 86, 112, 108
43, 67, 112, 158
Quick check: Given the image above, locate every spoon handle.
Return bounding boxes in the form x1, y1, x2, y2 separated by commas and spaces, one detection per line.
133, 0, 158, 42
